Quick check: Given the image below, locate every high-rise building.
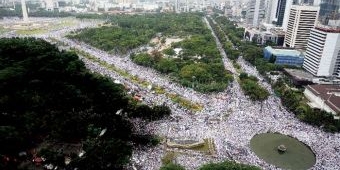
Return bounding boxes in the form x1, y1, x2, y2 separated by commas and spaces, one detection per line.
301, 0, 322, 5
313, 0, 322, 5
265, 0, 277, 24
246, 0, 266, 27
303, 27, 340, 77
284, 5, 319, 49
319, 0, 340, 26
43, 0, 55, 11
276, 0, 288, 26
21, 0, 28, 21
282, 0, 294, 30
282, 0, 316, 30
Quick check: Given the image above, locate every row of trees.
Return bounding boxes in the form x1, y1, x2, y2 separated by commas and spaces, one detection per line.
211, 16, 278, 75
206, 17, 240, 60
273, 79, 340, 132
0, 38, 170, 169
207, 16, 270, 101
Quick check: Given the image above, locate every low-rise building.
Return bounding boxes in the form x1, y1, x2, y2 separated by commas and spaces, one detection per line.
244, 25, 285, 46
304, 84, 340, 118
263, 46, 304, 66
283, 68, 315, 86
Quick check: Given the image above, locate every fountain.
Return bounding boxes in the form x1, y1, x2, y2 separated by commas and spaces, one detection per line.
250, 133, 315, 170
277, 144, 287, 153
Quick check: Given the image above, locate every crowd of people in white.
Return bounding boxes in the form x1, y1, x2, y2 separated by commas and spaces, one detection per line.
1, 17, 340, 170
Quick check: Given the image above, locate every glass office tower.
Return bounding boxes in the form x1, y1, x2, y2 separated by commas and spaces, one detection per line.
319, 0, 340, 25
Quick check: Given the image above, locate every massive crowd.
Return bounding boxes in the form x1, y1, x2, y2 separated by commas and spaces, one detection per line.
1, 17, 340, 170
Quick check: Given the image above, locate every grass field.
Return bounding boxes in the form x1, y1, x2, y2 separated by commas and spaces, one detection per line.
16, 29, 48, 35
15, 17, 78, 35
250, 133, 315, 170
0, 26, 9, 34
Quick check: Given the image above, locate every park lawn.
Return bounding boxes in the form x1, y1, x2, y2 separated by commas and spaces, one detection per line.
0, 26, 9, 34
16, 28, 48, 35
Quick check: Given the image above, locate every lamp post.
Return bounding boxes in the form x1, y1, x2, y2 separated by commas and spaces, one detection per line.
192, 76, 196, 89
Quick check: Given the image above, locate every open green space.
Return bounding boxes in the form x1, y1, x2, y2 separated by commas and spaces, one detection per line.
250, 133, 316, 170
69, 13, 233, 93
13, 18, 77, 35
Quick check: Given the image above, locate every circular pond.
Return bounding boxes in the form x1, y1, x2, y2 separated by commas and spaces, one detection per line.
250, 133, 316, 170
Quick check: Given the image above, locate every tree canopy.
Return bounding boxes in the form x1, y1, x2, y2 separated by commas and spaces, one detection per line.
0, 38, 170, 169
239, 73, 269, 101
70, 13, 233, 93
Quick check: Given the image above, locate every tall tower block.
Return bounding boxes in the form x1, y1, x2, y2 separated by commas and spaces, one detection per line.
21, 0, 28, 22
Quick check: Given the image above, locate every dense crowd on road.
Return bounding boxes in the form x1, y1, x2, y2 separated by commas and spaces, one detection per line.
1, 17, 340, 170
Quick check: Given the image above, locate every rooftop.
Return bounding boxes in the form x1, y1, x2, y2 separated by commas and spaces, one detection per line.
284, 68, 314, 81
265, 46, 304, 58
269, 28, 286, 35
315, 27, 340, 33
306, 84, 340, 114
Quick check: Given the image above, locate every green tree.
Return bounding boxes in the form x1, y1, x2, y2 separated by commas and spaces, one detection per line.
0, 38, 170, 169
156, 58, 178, 73
160, 163, 186, 170
132, 53, 154, 67
180, 63, 211, 82
269, 55, 276, 63
163, 48, 176, 56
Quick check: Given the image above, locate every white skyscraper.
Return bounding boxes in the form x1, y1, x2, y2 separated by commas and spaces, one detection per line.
21, 0, 28, 22
265, 0, 279, 24
313, 0, 321, 6
281, 0, 322, 30
44, 0, 54, 11
284, 5, 319, 49
303, 27, 340, 77
246, 0, 266, 27
282, 0, 293, 30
